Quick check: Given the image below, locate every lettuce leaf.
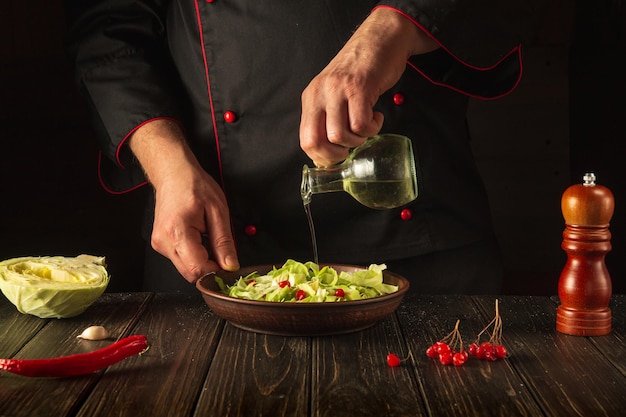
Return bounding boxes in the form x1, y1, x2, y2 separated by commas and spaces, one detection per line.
218, 260, 397, 302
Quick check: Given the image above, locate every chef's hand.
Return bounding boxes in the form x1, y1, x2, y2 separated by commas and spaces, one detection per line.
300, 7, 439, 167
128, 119, 240, 284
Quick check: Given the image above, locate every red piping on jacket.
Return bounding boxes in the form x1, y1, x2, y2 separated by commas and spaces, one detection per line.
194, 0, 225, 189
373, 5, 524, 100
98, 116, 179, 194
194, 0, 238, 250
407, 47, 523, 101
97, 152, 149, 195
114, 117, 180, 169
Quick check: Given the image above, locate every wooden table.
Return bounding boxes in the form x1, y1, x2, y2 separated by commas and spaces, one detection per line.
1, 292, 625, 417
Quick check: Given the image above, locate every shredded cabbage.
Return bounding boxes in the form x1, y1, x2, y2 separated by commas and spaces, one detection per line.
216, 259, 397, 302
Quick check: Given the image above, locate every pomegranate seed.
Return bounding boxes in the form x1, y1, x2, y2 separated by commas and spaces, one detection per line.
386, 353, 401, 367
278, 280, 290, 288
334, 288, 345, 298
295, 290, 306, 301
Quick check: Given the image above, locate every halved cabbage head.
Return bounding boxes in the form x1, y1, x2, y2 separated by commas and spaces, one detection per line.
0, 254, 109, 318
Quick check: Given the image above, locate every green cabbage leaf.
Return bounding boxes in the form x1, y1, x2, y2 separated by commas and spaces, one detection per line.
0, 254, 109, 318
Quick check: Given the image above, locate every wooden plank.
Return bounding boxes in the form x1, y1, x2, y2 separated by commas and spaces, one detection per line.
311, 315, 426, 417
396, 294, 543, 417
0, 295, 48, 357
474, 296, 626, 417
194, 323, 310, 416
0, 292, 151, 417
586, 294, 626, 377
74, 293, 223, 417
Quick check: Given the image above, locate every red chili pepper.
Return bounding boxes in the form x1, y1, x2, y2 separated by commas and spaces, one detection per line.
0, 335, 149, 378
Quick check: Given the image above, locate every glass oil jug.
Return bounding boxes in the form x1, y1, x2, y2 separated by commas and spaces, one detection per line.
300, 133, 418, 209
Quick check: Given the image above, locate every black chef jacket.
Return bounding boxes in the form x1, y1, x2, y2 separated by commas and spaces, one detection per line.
64, 0, 539, 291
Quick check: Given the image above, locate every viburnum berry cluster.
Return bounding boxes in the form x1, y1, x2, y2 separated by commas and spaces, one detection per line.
468, 299, 507, 361
425, 319, 468, 366
424, 300, 507, 366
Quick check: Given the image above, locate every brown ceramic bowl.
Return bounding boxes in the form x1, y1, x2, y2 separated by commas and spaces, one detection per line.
196, 264, 410, 336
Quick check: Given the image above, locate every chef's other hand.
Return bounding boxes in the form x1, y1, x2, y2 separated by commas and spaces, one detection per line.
300, 7, 439, 167
129, 119, 240, 284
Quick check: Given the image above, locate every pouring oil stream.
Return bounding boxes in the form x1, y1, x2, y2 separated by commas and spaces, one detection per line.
301, 170, 319, 265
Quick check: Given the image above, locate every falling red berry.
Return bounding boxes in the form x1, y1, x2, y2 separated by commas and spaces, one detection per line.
387, 353, 402, 367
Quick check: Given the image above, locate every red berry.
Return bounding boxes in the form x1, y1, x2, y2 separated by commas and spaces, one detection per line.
387, 353, 402, 367
295, 290, 306, 301
436, 342, 451, 355
452, 352, 467, 366
475, 346, 485, 359
334, 288, 345, 298
439, 351, 453, 365
479, 342, 493, 357
495, 345, 507, 359
278, 280, 290, 288
468, 343, 478, 356
426, 345, 439, 359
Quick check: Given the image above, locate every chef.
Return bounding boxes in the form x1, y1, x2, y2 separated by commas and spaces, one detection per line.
64, 0, 539, 294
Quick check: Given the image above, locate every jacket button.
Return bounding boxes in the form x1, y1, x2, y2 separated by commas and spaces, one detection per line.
224, 110, 237, 123
393, 93, 405, 105
244, 224, 257, 236
400, 208, 412, 221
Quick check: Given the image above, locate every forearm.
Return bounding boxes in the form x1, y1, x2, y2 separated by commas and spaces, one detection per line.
361, 7, 439, 59
330, 7, 439, 99
127, 119, 202, 190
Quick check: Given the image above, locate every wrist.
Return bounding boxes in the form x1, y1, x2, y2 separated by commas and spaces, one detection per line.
128, 119, 201, 189
367, 7, 438, 58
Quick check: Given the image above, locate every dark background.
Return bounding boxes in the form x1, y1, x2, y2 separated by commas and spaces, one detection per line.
1, 1, 624, 294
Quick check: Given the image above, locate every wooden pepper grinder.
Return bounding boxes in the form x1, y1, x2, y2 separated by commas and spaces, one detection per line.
556, 172, 614, 336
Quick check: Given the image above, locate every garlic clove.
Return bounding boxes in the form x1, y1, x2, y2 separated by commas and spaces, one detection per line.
77, 325, 110, 341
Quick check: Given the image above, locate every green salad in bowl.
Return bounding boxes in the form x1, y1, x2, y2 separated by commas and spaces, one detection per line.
197, 260, 409, 336
215, 259, 398, 302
